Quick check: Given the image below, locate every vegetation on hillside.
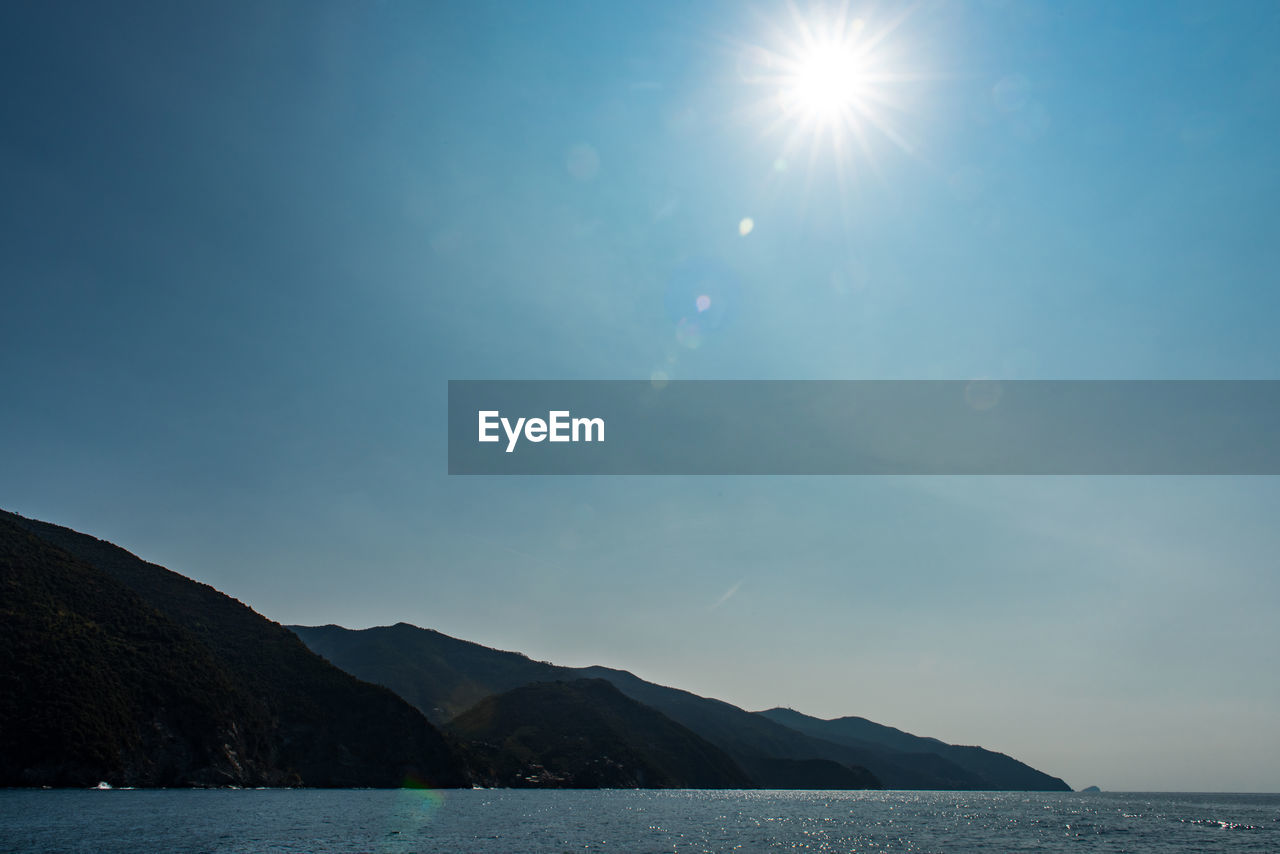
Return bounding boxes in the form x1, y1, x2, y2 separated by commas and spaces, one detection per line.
1, 510, 468, 788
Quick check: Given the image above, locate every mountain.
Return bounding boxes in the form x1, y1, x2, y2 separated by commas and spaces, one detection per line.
0, 510, 469, 788
292, 623, 882, 789
447, 678, 755, 788
757, 708, 1070, 791
293, 622, 880, 788
1, 507, 1068, 792
290, 622, 1059, 791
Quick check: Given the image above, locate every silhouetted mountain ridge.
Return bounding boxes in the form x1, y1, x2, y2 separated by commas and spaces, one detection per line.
758, 707, 1069, 791
290, 622, 1069, 791
0, 505, 1067, 792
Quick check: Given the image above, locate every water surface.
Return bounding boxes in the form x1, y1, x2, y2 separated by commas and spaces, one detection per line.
2, 789, 1277, 852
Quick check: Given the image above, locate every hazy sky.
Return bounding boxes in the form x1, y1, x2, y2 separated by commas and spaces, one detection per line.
3, 0, 1279, 792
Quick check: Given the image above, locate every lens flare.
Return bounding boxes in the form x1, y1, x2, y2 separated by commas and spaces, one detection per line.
402, 773, 446, 809
663, 257, 741, 352
676, 317, 704, 349
382, 774, 448, 850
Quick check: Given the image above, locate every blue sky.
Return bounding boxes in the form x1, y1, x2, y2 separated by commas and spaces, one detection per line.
2, 0, 1279, 791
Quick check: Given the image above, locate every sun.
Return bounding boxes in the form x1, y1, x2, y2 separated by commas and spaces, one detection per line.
738, 3, 922, 181
788, 41, 869, 122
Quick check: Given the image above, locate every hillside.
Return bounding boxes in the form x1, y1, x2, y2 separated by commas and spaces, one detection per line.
290, 622, 1066, 790
1, 510, 469, 788
572, 665, 966, 790
447, 679, 755, 788
1, 516, 275, 786
293, 621, 561, 724
758, 707, 1070, 791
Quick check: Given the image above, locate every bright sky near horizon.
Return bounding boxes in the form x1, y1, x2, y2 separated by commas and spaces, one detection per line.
2, 0, 1279, 792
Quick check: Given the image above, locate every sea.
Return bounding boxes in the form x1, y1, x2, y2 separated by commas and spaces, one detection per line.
1, 789, 1276, 853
